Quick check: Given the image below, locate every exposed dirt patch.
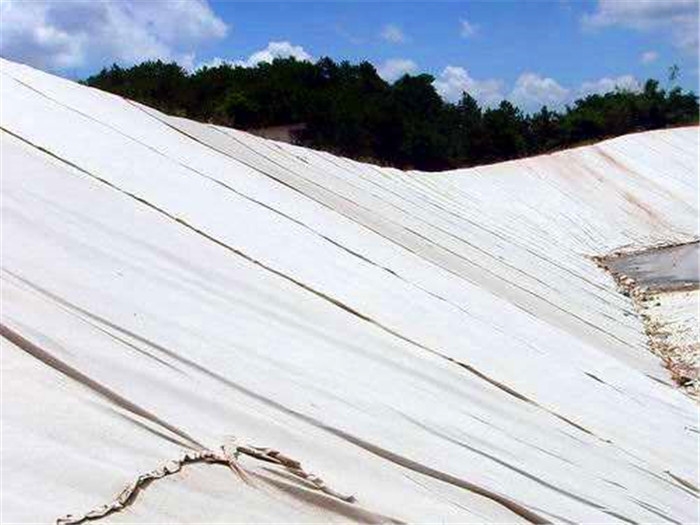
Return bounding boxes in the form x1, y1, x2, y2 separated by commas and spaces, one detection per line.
594, 241, 699, 398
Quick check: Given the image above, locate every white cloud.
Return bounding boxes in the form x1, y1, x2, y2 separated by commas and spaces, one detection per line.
334, 24, 365, 45
640, 50, 659, 64
583, 0, 699, 53
237, 41, 313, 67
509, 73, 570, 111
508, 73, 641, 111
434, 66, 644, 112
460, 19, 479, 38
195, 41, 313, 71
509, 73, 641, 111
380, 24, 406, 44
0, 0, 227, 71
433, 66, 503, 106
578, 74, 641, 96
377, 58, 417, 82
195, 56, 228, 70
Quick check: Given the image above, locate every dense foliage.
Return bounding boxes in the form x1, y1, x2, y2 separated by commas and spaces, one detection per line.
84, 58, 699, 170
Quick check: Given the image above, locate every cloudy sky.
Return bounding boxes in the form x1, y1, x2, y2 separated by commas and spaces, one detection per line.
1, 0, 698, 112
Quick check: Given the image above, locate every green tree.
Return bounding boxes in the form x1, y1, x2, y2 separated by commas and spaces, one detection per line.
482, 101, 528, 161
84, 57, 699, 171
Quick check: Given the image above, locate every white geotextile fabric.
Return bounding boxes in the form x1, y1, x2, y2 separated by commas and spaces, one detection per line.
1, 58, 698, 524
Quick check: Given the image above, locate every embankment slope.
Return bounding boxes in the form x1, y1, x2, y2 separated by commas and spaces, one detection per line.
1, 58, 698, 523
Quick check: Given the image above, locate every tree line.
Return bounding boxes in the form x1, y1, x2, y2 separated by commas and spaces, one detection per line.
84, 57, 699, 171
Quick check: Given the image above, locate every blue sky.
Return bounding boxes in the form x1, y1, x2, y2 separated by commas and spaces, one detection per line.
1, 0, 698, 111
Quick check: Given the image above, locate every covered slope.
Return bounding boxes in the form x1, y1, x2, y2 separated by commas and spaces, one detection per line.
1, 58, 698, 523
